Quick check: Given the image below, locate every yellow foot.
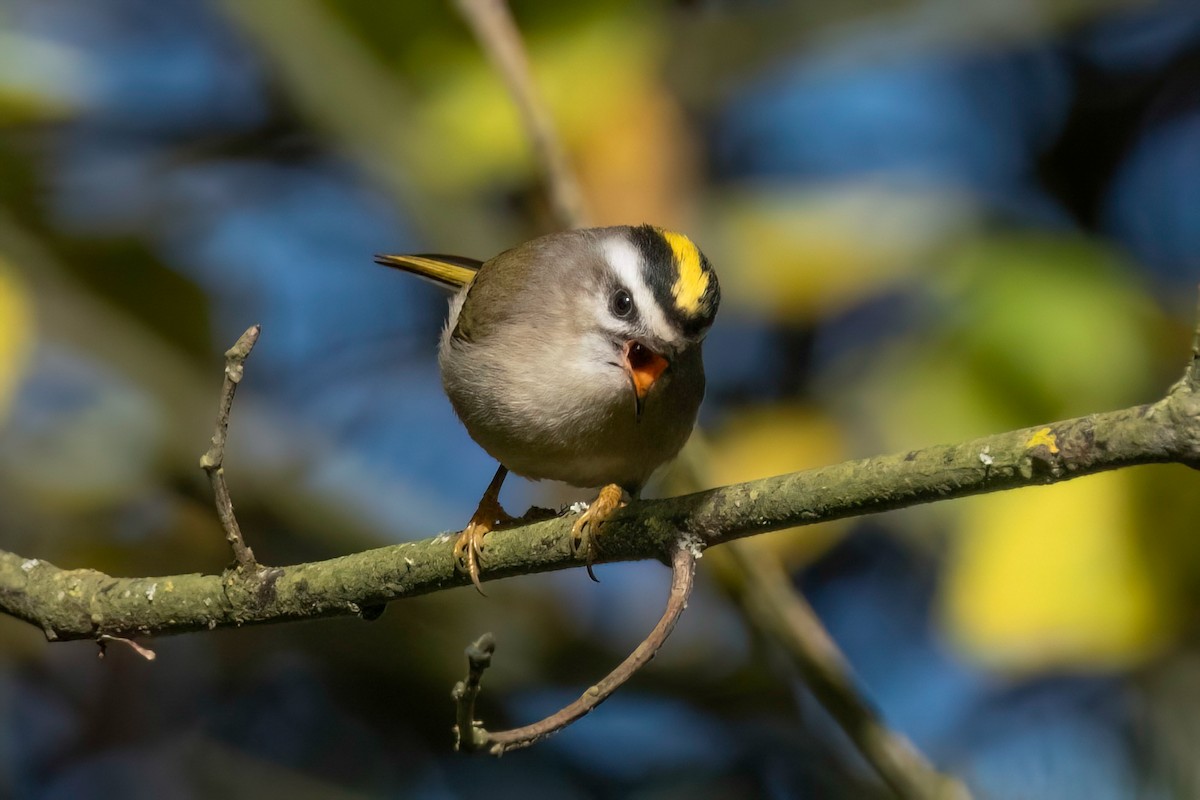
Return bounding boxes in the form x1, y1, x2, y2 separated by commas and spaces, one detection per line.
570, 484, 625, 582
454, 495, 513, 595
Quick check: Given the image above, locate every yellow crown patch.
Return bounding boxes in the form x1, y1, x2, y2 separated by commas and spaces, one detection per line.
660, 229, 709, 316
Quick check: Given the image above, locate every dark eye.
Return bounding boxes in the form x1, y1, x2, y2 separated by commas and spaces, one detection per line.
611, 288, 634, 318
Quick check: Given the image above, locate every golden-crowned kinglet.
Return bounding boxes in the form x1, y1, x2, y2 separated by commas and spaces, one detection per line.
377, 225, 720, 591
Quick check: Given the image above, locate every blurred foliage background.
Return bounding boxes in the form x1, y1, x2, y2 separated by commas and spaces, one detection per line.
0, 0, 1199, 797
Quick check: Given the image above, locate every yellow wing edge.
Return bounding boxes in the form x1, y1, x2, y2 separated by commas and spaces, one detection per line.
375, 254, 480, 290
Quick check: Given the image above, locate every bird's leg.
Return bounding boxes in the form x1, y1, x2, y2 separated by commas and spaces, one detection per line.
455, 465, 513, 594
570, 483, 626, 582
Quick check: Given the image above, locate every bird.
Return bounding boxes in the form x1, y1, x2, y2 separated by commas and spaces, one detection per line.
376, 225, 720, 592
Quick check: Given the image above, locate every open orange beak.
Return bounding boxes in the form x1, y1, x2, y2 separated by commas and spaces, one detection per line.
624, 340, 669, 422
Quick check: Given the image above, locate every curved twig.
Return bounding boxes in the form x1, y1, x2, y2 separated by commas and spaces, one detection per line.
96, 633, 156, 662
454, 541, 698, 754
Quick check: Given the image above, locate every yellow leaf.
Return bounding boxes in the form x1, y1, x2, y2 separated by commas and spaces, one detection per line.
0, 260, 33, 422
0, 30, 81, 125
705, 405, 848, 568
940, 471, 1170, 672
715, 182, 977, 321
943, 235, 1157, 417
411, 16, 660, 192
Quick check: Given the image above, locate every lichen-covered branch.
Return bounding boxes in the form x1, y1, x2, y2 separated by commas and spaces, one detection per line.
1, 368, 1197, 643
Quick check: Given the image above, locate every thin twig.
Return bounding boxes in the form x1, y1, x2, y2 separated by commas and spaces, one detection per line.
728, 544, 968, 799
199, 324, 261, 569
453, 542, 697, 755
453, 0, 591, 230
453, 632, 496, 752
96, 634, 156, 662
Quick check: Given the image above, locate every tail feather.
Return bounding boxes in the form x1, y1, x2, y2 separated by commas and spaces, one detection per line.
375, 253, 483, 291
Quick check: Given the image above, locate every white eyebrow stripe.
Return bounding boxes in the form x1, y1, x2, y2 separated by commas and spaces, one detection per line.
602, 235, 676, 341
